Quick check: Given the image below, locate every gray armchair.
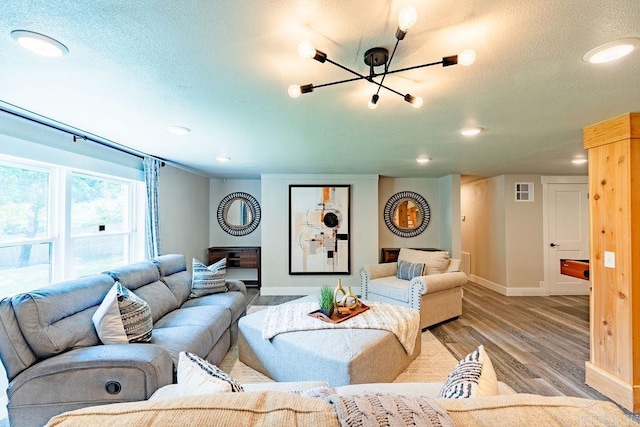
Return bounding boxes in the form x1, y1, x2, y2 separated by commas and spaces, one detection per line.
360, 248, 467, 329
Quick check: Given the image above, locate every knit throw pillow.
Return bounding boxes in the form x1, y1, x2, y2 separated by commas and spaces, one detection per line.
396, 259, 425, 280
178, 351, 243, 396
92, 282, 153, 344
438, 345, 499, 399
190, 258, 227, 298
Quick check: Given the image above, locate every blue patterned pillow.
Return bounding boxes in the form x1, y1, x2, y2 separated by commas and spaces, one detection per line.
396, 259, 425, 280
438, 346, 486, 398
190, 258, 227, 298
92, 282, 153, 344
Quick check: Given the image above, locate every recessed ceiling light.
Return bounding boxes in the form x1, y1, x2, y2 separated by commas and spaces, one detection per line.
167, 126, 191, 135
572, 158, 588, 165
11, 30, 69, 57
416, 157, 430, 164
216, 156, 231, 162
583, 38, 639, 64
460, 127, 483, 136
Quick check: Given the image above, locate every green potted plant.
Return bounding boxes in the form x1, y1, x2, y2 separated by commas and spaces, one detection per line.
318, 284, 335, 318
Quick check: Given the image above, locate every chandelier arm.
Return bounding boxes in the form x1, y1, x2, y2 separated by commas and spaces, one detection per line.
376, 39, 401, 96
313, 75, 369, 89
325, 58, 370, 81
382, 59, 446, 76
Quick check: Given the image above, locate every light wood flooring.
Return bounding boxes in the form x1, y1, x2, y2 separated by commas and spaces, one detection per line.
430, 281, 605, 400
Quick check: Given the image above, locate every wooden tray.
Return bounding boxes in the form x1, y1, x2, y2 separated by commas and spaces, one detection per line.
308, 303, 370, 324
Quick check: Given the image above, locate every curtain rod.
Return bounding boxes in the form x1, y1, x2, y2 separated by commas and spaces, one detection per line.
0, 101, 166, 166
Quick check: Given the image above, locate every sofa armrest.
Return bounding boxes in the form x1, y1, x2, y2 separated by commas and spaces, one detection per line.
226, 279, 247, 297
359, 263, 398, 299
410, 272, 468, 295
8, 343, 174, 415
361, 263, 397, 280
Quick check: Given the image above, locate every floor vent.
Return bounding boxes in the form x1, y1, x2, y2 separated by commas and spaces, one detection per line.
461, 251, 471, 276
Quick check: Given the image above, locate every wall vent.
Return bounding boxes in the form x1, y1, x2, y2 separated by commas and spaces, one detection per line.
461, 251, 471, 276
515, 182, 534, 201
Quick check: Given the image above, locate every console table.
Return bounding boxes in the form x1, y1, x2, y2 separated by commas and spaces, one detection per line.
380, 247, 441, 263
208, 246, 261, 288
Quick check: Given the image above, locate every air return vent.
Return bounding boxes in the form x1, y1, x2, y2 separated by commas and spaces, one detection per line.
515, 182, 534, 201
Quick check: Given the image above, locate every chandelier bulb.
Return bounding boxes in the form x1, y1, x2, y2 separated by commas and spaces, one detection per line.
288, 84, 302, 98
404, 94, 423, 108
398, 7, 418, 31
458, 49, 476, 66
368, 94, 379, 110
298, 41, 316, 59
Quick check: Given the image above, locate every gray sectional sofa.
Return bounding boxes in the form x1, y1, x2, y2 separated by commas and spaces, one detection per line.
0, 253, 247, 427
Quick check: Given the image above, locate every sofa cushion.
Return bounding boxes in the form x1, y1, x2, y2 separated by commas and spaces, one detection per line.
180, 291, 246, 323
398, 248, 450, 275
150, 325, 215, 364
154, 305, 231, 349
439, 345, 498, 399
46, 391, 341, 427
368, 277, 411, 303
177, 351, 244, 395
190, 258, 228, 298
104, 261, 179, 322
92, 282, 154, 344
0, 298, 38, 380
396, 259, 425, 280
12, 274, 114, 358
152, 254, 191, 306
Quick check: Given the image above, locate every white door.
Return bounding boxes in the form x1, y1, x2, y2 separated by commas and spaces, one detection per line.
547, 183, 590, 295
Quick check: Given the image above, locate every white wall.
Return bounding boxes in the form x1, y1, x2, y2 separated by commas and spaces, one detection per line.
159, 165, 210, 265
260, 174, 379, 295
439, 174, 462, 258
461, 175, 545, 295
461, 176, 507, 287
378, 177, 442, 251
504, 175, 544, 288
209, 179, 261, 247
377, 175, 461, 258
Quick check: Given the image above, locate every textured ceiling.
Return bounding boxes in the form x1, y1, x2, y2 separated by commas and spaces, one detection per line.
1, 0, 639, 179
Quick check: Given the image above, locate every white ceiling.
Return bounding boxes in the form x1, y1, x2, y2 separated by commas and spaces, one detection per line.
1, 0, 639, 179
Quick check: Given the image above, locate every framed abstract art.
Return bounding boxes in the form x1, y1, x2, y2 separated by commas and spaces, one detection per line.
289, 185, 350, 275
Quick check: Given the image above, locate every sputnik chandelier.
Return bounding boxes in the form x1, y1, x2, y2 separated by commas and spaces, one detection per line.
288, 7, 476, 109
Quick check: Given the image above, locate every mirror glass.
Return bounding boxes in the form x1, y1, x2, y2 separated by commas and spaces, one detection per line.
226, 199, 253, 227
383, 191, 431, 238
217, 192, 261, 236
392, 198, 423, 230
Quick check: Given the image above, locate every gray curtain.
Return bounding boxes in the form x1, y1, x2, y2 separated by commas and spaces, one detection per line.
143, 156, 161, 258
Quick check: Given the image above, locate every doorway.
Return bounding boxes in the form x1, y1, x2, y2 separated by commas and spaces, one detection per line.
542, 177, 590, 295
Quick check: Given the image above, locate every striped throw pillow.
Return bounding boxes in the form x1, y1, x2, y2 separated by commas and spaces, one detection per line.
396, 259, 425, 280
178, 351, 244, 396
190, 258, 227, 298
92, 282, 153, 344
439, 346, 483, 398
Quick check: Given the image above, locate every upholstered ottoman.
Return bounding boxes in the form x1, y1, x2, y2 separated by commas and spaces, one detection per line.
238, 296, 421, 387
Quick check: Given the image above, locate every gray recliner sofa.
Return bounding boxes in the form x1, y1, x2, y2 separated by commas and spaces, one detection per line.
0, 253, 247, 427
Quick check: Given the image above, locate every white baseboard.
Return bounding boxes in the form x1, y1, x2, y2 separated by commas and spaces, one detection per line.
469, 275, 548, 296
260, 286, 362, 297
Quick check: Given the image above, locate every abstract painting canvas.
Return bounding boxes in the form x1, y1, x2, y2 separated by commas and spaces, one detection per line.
289, 185, 350, 274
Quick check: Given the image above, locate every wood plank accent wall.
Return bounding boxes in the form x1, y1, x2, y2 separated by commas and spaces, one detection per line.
583, 112, 640, 412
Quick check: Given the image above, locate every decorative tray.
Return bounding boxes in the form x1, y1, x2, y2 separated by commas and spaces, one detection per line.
308, 303, 370, 324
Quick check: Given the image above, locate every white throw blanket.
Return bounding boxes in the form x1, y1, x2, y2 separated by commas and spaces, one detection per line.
261, 301, 420, 354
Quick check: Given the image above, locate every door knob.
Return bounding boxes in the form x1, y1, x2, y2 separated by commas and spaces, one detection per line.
550, 243, 560, 247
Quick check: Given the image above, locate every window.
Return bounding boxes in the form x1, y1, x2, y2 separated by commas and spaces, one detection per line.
0, 155, 145, 296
